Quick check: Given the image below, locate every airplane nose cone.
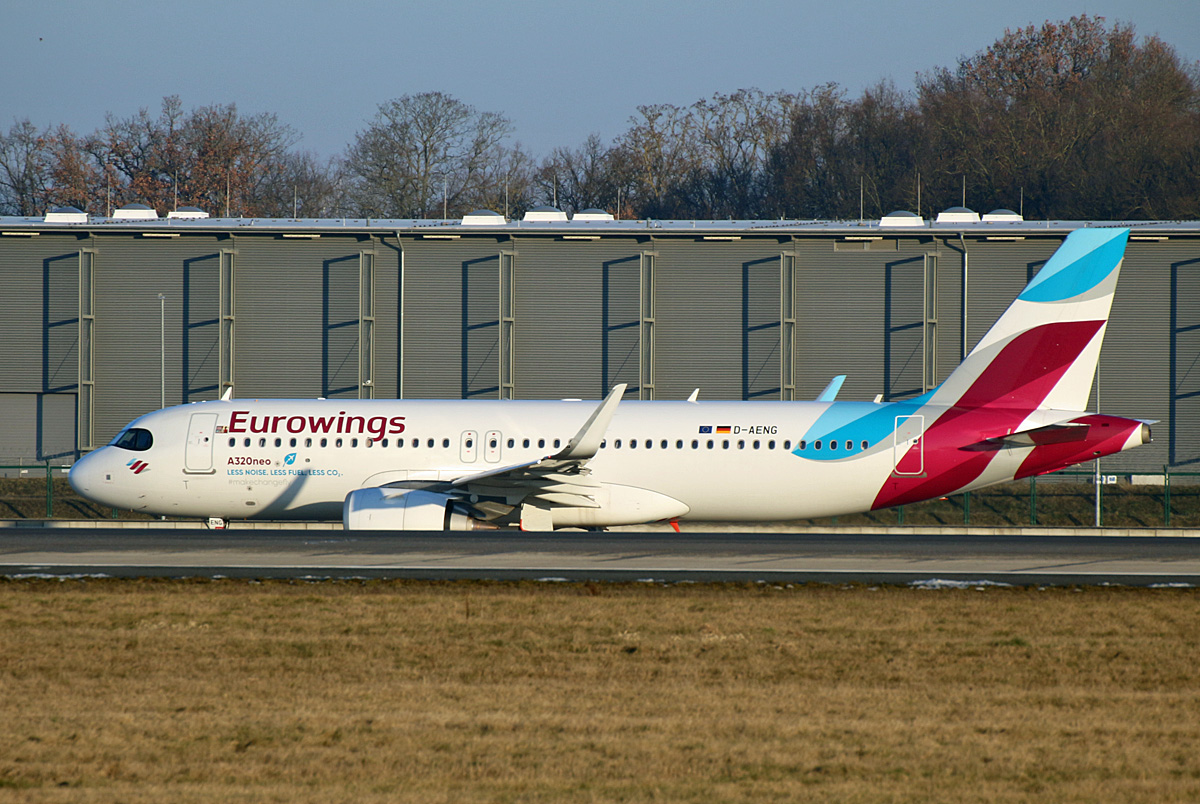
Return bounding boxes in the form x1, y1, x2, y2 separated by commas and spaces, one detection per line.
68, 450, 109, 500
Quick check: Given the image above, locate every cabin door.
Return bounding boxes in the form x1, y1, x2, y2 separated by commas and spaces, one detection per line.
185, 413, 219, 474
892, 414, 925, 476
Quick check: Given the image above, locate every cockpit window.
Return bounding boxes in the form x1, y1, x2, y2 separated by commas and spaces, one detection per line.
111, 428, 153, 451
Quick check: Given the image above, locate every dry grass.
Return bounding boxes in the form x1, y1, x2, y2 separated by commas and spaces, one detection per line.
1, 579, 1199, 802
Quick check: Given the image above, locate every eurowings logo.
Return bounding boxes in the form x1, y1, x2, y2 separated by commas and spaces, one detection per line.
126, 459, 149, 474
284, 453, 297, 465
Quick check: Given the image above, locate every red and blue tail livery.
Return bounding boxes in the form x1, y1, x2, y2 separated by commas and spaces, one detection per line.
70, 228, 1148, 530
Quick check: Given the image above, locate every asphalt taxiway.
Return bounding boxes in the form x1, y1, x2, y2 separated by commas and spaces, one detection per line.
1, 526, 1199, 585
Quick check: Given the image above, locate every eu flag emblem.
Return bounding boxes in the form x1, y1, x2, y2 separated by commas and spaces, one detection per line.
698, 425, 713, 434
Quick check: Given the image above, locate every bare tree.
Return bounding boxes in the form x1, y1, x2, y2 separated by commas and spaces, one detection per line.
252, 151, 348, 218
344, 92, 516, 218
916, 15, 1200, 219
82, 96, 301, 216
0, 119, 52, 215
534, 134, 627, 215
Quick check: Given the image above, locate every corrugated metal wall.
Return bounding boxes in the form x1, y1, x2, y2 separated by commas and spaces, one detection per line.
795, 240, 889, 402
1171, 250, 1200, 468
654, 238, 790, 401
510, 238, 646, 400
0, 228, 1196, 470
402, 237, 504, 398
1100, 241, 1175, 471
234, 236, 361, 400
0, 392, 75, 462
91, 235, 227, 440
0, 235, 81, 392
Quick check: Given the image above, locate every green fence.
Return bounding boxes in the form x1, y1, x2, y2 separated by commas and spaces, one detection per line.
824, 469, 1200, 529
0, 464, 121, 520
1, 463, 1199, 527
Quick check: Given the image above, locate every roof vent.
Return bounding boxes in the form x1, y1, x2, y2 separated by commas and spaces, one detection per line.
572, 208, 614, 222
167, 206, 209, 220
113, 203, 159, 221
879, 210, 925, 227
982, 208, 1024, 222
44, 206, 88, 224
461, 209, 506, 226
522, 205, 569, 223
935, 206, 980, 224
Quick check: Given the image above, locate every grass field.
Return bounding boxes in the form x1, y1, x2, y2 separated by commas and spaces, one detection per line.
1, 579, 1199, 802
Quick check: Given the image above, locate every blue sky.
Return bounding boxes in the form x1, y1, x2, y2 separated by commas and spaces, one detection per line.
4, 1, 1197, 160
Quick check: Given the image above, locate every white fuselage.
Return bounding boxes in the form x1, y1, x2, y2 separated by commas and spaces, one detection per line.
68, 396, 1144, 526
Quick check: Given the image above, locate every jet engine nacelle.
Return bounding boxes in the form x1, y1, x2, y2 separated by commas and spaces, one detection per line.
343, 487, 481, 531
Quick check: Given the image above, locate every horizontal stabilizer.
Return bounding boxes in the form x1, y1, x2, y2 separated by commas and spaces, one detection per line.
968, 422, 1090, 450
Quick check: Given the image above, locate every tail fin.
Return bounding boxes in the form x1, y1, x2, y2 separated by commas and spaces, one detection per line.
930, 227, 1129, 412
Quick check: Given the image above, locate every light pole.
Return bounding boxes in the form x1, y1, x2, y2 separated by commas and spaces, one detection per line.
1094, 362, 1101, 527
158, 293, 166, 409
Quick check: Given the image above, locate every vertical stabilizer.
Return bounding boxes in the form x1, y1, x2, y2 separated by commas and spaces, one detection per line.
930, 227, 1129, 412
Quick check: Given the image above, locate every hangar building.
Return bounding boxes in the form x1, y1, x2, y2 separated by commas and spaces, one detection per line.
0, 204, 1196, 473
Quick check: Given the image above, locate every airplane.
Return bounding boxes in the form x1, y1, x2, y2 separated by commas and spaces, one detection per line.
69, 227, 1149, 531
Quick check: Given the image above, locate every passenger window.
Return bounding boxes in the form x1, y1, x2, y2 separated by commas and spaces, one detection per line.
381, 438, 388, 447
412, 438, 418, 447
244, 438, 251, 447
290, 438, 297, 448
320, 438, 328, 448
861, 440, 868, 450
228, 437, 235, 447
523, 439, 530, 448
554, 439, 561, 448
336, 438, 344, 448
722, 440, 730, 449
799, 440, 807, 450
676, 440, 683, 449
830, 441, 837, 451
630, 440, 637, 449
784, 440, 791, 450
707, 440, 713, 449
737, 440, 745, 449
538, 438, 545, 449
351, 438, 359, 447
753, 440, 760, 449
305, 438, 312, 447
691, 440, 698, 449
443, 438, 450, 448
601, 439, 607, 449
427, 438, 434, 448
768, 440, 775, 449
258, 438, 266, 447
615, 439, 622, 448
507, 438, 514, 448
815, 440, 822, 450
367, 439, 374, 448
846, 440, 853, 451
274, 438, 282, 447
644, 440, 651, 449
489, 438, 497, 448
466, 439, 474, 449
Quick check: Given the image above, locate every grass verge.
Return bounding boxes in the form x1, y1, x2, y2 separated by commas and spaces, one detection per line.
1, 579, 1198, 802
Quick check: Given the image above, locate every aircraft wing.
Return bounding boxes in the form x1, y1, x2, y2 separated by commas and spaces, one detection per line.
383, 384, 626, 513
